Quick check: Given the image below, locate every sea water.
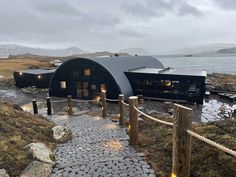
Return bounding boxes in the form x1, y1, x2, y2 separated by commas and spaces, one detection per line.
153, 55, 236, 75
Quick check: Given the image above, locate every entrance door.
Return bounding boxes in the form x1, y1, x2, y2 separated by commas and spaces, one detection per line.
82, 82, 89, 97
76, 81, 82, 97
76, 81, 89, 98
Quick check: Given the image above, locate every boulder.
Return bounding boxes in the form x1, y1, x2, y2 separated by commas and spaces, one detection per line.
26, 142, 54, 164
0, 169, 10, 177
20, 161, 53, 177
52, 125, 72, 143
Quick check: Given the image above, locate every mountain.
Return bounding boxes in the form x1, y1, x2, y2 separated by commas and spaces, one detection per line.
163, 43, 236, 55
119, 48, 149, 56
0, 44, 85, 58
217, 47, 236, 53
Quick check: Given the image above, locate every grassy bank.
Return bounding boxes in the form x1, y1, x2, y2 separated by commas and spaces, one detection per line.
0, 58, 52, 86
136, 114, 236, 177
0, 102, 55, 176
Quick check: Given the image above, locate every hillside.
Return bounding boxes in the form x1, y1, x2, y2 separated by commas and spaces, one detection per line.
0, 44, 84, 58
0, 102, 55, 176
217, 47, 236, 53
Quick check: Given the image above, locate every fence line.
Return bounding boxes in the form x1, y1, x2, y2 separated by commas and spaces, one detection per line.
104, 98, 119, 102
31, 92, 236, 177
187, 130, 236, 157
71, 98, 98, 103
133, 106, 174, 127
121, 100, 129, 106
50, 99, 67, 103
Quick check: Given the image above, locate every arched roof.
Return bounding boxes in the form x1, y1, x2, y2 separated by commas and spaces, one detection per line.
50, 56, 164, 99
92, 56, 164, 98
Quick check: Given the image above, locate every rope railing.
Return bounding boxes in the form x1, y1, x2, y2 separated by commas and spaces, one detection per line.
104, 98, 119, 102
50, 99, 67, 103
71, 98, 98, 103
187, 130, 236, 157
121, 100, 129, 106
133, 106, 174, 127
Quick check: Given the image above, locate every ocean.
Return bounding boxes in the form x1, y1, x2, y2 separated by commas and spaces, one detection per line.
153, 55, 236, 75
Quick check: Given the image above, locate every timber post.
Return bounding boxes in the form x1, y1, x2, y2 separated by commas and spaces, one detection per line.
172, 104, 193, 177
32, 99, 38, 114
102, 91, 107, 118
46, 97, 52, 115
119, 94, 125, 127
129, 96, 138, 146
67, 95, 72, 115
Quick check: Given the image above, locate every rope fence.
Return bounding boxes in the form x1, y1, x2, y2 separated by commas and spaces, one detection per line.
71, 98, 98, 103
31, 92, 236, 177
121, 100, 129, 107
50, 99, 67, 103
187, 130, 236, 157
104, 98, 119, 102
133, 106, 174, 127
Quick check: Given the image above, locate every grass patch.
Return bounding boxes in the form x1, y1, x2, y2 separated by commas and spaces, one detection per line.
0, 102, 56, 176
136, 114, 236, 177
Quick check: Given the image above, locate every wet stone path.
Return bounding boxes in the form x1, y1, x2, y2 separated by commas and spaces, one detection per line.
49, 114, 156, 177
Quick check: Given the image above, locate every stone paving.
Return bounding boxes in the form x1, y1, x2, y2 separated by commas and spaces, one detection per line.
49, 114, 156, 177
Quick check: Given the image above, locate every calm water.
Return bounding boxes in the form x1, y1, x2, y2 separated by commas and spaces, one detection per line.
153, 55, 236, 75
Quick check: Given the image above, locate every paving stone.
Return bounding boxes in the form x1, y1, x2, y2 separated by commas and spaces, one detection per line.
49, 114, 155, 177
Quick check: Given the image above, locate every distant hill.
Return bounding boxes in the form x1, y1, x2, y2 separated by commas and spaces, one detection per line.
0, 44, 85, 58
217, 47, 236, 53
119, 48, 149, 56
163, 43, 236, 55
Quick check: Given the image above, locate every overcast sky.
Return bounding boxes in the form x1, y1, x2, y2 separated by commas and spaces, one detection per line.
0, 0, 236, 53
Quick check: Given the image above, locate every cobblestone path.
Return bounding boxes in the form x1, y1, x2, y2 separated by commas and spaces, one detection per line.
49, 114, 156, 177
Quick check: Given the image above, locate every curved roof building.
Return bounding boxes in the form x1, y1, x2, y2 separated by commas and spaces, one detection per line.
49, 56, 164, 99
49, 55, 206, 104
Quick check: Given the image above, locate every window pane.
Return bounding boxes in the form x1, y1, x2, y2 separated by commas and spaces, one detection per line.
100, 83, 106, 92
84, 68, 91, 76
60, 81, 66, 89
91, 84, 96, 90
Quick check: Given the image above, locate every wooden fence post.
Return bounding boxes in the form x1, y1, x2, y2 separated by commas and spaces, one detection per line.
46, 97, 52, 115
129, 96, 138, 146
32, 99, 38, 114
119, 94, 125, 127
67, 95, 72, 115
172, 104, 193, 177
102, 91, 107, 118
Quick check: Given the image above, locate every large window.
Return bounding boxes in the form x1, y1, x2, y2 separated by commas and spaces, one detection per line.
83, 68, 91, 76
60, 81, 66, 89
100, 83, 106, 92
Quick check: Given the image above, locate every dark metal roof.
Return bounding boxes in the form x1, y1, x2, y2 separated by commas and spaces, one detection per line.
92, 56, 164, 98
129, 67, 207, 77
17, 69, 56, 75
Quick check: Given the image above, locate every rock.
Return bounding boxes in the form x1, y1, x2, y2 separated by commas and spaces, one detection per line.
0, 169, 10, 177
26, 142, 54, 164
52, 125, 72, 143
20, 161, 53, 177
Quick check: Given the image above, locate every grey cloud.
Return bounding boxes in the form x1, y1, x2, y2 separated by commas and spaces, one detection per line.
33, 0, 81, 16
121, 0, 202, 18
214, 0, 236, 9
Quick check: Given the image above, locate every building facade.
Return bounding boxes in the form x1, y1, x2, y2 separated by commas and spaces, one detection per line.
49, 56, 206, 104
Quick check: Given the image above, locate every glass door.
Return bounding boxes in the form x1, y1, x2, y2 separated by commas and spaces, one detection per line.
76, 81, 82, 97
82, 82, 89, 97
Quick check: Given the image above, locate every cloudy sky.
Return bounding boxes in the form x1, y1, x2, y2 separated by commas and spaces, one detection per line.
0, 0, 236, 53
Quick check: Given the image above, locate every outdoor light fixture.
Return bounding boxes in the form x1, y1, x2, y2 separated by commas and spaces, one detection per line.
19, 72, 23, 75
171, 173, 177, 177
38, 75, 41, 79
